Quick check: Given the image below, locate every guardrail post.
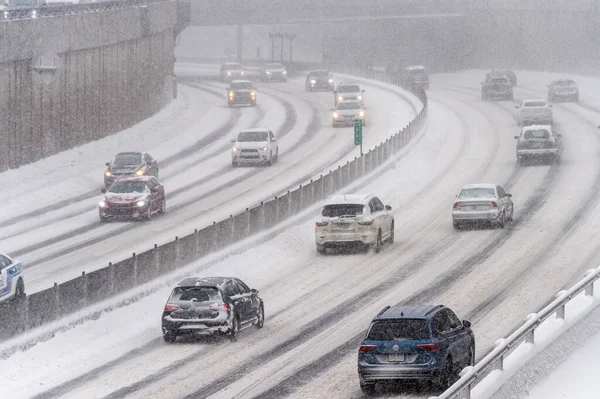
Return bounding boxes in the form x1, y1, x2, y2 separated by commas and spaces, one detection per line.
212, 221, 219, 249
586, 282, 594, 297
154, 244, 160, 275
259, 202, 266, 232
53, 282, 60, 320
557, 305, 566, 320
245, 208, 251, 238
82, 271, 88, 307
526, 329, 535, 344
175, 236, 181, 265
132, 252, 138, 286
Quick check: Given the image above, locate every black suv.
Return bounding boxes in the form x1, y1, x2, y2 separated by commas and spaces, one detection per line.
161, 277, 264, 343
104, 151, 158, 188
357, 304, 475, 395
306, 70, 334, 91
482, 74, 513, 101
226, 80, 257, 107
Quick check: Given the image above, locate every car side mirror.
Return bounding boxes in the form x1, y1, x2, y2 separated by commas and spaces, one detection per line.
556, 134, 562, 138
514, 136, 519, 139
105, 162, 110, 166
362, 89, 365, 93
463, 320, 471, 328
549, 104, 553, 107
101, 188, 107, 193
251, 288, 259, 294
272, 138, 277, 142
506, 193, 512, 198
514, 105, 519, 109
231, 138, 236, 143
385, 205, 392, 211
225, 87, 229, 91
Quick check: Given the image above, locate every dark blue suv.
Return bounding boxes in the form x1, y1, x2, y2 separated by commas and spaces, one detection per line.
357, 305, 475, 395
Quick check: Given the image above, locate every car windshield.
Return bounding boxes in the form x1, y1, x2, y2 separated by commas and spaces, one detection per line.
366, 319, 430, 340
169, 286, 222, 303
524, 129, 550, 139
266, 63, 284, 69
113, 154, 142, 165
407, 68, 426, 76
458, 187, 496, 198
223, 63, 242, 70
337, 85, 360, 93
555, 80, 575, 86
310, 70, 329, 77
231, 82, 254, 90
322, 204, 364, 218
336, 102, 361, 110
108, 181, 148, 194
523, 101, 547, 107
491, 78, 509, 84
237, 131, 268, 142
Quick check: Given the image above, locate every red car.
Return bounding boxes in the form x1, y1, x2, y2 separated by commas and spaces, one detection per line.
98, 176, 166, 222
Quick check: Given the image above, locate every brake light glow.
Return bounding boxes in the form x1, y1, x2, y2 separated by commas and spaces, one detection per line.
358, 220, 374, 225
316, 221, 329, 227
209, 303, 230, 311
416, 343, 440, 352
359, 345, 377, 352
491, 201, 498, 207
164, 305, 179, 312
453, 202, 462, 209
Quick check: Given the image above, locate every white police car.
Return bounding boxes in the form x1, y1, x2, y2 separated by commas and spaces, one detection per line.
0, 253, 25, 302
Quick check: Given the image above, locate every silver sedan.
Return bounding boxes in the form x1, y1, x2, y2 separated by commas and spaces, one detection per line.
452, 184, 514, 229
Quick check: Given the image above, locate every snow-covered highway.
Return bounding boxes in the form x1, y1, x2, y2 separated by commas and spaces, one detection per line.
4, 69, 600, 399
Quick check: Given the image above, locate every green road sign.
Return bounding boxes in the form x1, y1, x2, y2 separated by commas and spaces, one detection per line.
354, 119, 363, 145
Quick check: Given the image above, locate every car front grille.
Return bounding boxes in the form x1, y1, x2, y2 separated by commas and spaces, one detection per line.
240, 149, 260, 159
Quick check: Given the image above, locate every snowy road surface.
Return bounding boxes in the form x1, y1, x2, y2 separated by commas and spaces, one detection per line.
4, 69, 600, 398
0, 68, 418, 296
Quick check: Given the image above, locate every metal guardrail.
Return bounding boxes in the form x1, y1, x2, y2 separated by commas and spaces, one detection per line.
0, 67, 427, 342
431, 266, 600, 399
1, 0, 169, 20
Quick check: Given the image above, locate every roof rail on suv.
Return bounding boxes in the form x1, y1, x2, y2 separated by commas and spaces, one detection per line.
377, 305, 391, 316
424, 304, 444, 316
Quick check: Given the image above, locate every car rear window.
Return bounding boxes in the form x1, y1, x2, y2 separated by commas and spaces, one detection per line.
337, 85, 360, 93
524, 129, 550, 139
555, 80, 574, 86
322, 204, 364, 218
523, 101, 547, 107
458, 187, 495, 198
169, 286, 221, 302
367, 319, 430, 340
490, 78, 509, 84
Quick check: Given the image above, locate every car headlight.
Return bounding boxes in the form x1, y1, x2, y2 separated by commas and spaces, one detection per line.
136, 201, 145, 207
333, 112, 339, 119
282, 70, 287, 74
328, 79, 333, 83
266, 71, 271, 75
357, 95, 363, 100
136, 170, 144, 176
359, 111, 365, 117
232, 147, 238, 152
241, 71, 244, 75
227, 71, 231, 76
31, 9, 37, 18
310, 79, 316, 84
229, 92, 235, 98
337, 96, 343, 101
262, 146, 269, 152
105, 171, 111, 177
99, 201, 106, 207
250, 91, 256, 97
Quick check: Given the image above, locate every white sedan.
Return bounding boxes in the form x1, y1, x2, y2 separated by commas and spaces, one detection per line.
332, 100, 367, 127
315, 194, 394, 254
0, 253, 25, 303
452, 184, 514, 229
231, 129, 279, 167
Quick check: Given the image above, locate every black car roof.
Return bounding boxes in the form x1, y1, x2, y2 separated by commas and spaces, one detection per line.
176, 276, 230, 288
376, 304, 444, 320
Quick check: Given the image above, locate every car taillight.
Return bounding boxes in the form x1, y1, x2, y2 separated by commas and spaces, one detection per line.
209, 303, 230, 311
416, 343, 440, 352
491, 201, 498, 207
358, 220, 374, 225
453, 202, 461, 209
359, 345, 377, 352
164, 305, 179, 312
316, 221, 329, 227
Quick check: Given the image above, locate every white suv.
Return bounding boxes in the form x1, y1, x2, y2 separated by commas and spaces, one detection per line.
516, 99, 553, 126
231, 129, 279, 167
0, 253, 25, 303
315, 194, 394, 254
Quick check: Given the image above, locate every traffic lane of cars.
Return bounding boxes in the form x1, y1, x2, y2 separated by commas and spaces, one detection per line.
20, 78, 418, 295
83, 85, 525, 398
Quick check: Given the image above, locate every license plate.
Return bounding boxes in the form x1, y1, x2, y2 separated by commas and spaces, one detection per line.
463, 206, 476, 211
334, 223, 351, 230
389, 353, 405, 362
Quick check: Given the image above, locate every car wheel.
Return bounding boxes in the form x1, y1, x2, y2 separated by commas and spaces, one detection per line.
437, 357, 454, 389
360, 381, 376, 396
498, 212, 506, 229
267, 151, 273, 166
574, 94, 579, 102
159, 198, 166, 214
554, 155, 561, 165
99, 215, 109, 223
232, 161, 238, 168
374, 230, 382, 253
14, 278, 25, 299
316, 245, 326, 255
163, 332, 177, 343
229, 315, 240, 342
275, 147, 279, 162
255, 304, 264, 329
453, 222, 461, 230
387, 221, 395, 244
